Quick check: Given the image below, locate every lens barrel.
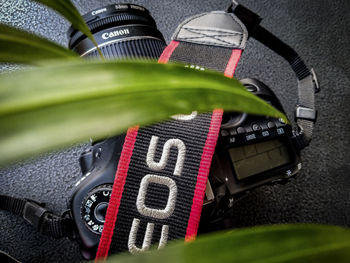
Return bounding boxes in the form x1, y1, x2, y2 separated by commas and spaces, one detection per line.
67, 3, 166, 59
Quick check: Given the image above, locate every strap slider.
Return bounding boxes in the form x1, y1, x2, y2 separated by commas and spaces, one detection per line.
295, 106, 317, 122
311, 68, 320, 93
292, 128, 309, 150
23, 200, 49, 229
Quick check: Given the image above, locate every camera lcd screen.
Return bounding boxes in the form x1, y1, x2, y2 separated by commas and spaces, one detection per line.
229, 140, 292, 180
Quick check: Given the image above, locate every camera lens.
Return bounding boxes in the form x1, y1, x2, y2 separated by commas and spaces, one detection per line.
67, 3, 166, 59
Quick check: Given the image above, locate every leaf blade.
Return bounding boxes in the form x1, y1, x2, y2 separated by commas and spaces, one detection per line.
32, 0, 103, 58
0, 24, 79, 64
0, 60, 286, 165
108, 224, 350, 263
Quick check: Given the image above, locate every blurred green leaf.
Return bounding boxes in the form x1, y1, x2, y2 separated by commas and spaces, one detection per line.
0, 23, 79, 64
0, 60, 286, 166
109, 224, 350, 263
32, 0, 103, 58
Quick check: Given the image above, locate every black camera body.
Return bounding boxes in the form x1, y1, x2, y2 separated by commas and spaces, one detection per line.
70, 77, 301, 258
211, 78, 301, 197
0, 2, 319, 261
200, 79, 302, 228
66, 2, 318, 259
70, 136, 122, 259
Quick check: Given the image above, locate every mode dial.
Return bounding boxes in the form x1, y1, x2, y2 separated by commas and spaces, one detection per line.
81, 184, 112, 234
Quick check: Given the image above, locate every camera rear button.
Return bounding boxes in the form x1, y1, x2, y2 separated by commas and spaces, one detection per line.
267, 121, 276, 129
229, 129, 237, 136
237, 127, 246, 134
252, 124, 261, 131
279, 118, 286, 124
221, 130, 229, 136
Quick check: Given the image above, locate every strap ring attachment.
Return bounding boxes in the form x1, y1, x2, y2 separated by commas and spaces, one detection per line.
23, 199, 49, 230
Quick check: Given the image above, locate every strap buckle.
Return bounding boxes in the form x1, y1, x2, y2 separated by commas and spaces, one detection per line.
228, 1, 240, 10
23, 199, 49, 230
311, 68, 320, 93
292, 127, 309, 150
295, 105, 317, 122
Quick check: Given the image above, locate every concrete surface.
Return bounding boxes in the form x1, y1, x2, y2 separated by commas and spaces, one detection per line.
0, 0, 349, 262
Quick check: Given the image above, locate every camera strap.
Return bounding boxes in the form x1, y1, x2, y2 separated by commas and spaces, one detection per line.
95, 11, 247, 260
0, 3, 318, 259
0, 195, 75, 239
229, 1, 319, 148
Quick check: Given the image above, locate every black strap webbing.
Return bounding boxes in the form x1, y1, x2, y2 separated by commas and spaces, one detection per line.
251, 25, 318, 146
252, 26, 310, 80
229, 1, 319, 148
0, 195, 75, 239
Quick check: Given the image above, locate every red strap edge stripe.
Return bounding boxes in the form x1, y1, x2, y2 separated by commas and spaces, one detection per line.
185, 48, 242, 241
96, 40, 242, 257
224, 49, 242, 78
95, 126, 139, 261
185, 109, 224, 241
158, 40, 179, 63
96, 39, 180, 261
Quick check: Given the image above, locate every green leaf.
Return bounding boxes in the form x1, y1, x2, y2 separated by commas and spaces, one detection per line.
0, 24, 79, 64
108, 224, 350, 263
0, 60, 286, 166
32, 0, 103, 58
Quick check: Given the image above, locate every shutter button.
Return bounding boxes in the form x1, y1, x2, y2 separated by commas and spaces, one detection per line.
252, 124, 261, 131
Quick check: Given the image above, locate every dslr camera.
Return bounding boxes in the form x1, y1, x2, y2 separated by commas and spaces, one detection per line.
0, 2, 318, 260
67, 3, 318, 258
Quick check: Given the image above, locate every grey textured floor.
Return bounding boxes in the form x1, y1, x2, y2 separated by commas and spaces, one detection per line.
0, 0, 349, 262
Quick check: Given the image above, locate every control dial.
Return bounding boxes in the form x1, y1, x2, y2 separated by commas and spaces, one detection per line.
81, 184, 112, 234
